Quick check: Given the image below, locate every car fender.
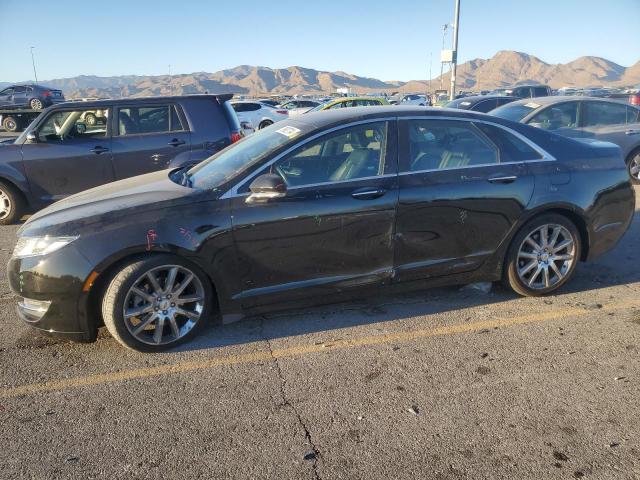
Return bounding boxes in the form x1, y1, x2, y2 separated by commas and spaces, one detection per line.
0, 155, 31, 197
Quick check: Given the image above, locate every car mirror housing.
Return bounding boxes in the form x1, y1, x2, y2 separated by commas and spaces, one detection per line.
25, 131, 37, 143
246, 173, 287, 203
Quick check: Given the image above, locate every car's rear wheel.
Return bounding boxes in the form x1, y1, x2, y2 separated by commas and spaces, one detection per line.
626, 150, 640, 184
29, 98, 43, 110
504, 214, 581, 296
85, 113, 97, 126
102, 255, 213, 352
258, 120, 273, 129
0, 181, 24, 225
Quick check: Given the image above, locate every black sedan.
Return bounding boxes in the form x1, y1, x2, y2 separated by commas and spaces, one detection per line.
8, 107, 635, 351
446, 95, 518, 113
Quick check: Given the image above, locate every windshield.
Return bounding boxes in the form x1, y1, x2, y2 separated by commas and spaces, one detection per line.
489, 103, 538, 122
188, 122, 310, 190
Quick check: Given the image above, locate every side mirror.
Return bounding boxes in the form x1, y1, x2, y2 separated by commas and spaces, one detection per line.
246, 173, 286, 203
26, 131, 37, 143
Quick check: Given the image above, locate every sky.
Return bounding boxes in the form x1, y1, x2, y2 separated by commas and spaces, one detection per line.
1, 0, 639, 83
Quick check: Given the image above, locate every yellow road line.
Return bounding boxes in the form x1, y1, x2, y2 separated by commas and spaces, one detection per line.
0, 300, 635, 399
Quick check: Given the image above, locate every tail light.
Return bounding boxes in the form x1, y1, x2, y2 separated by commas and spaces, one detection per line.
230, 131, 242, 144
630, 94, 640, 106
41, 90, 52, 97
276, 110, 288, 115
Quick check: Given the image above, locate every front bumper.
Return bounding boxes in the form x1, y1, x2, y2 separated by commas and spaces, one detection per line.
7, 244, 97, 341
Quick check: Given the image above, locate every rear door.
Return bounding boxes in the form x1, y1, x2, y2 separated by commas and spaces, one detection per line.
110, 104, 190, 179
580, 101, 640, 155
20, 107, 114, 203
525, 101, 583, 139
394, 117, 538, 281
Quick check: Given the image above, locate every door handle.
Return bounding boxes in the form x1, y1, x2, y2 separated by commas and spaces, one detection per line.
90, 146, 109, 154
351, 188, 386, 200
168, 138, 186, 147
625, 130, 640, 136
487, 175, 517, 184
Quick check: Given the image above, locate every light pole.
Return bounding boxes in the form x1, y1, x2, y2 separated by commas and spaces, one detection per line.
30, 46, 38, 83
449, 0, 461, 101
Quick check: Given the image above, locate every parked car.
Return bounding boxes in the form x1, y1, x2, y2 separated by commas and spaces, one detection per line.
8, 106, 634, 351
395, 94, 431, 106
279, 99, 321, 117
490, 96, 640, 182
307, 97, 388, 112
0, 84, 65, 110
446, 95, 518, 113
256, 99, 280, 107
0, 94, 242, 224
500, 85, 551, 99
231, 101, 288, 130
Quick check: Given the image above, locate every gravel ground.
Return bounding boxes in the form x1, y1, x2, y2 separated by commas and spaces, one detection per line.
0, 188, 638, 479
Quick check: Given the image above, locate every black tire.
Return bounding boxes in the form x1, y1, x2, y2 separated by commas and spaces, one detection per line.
0, 180, 25, 225
503, 214, 581, 297
626, 149, 640, 184
29, 98, 43, 110
85, 113, 97, 126
2, 116, 18, 132
101, 254, 214, 352
258, 120, 273, 129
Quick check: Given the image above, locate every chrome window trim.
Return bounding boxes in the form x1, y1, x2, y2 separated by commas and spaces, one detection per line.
220, 117, 397, 199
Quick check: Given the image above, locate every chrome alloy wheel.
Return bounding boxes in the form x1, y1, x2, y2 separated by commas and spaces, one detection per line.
123, 265, 205, 346
629, 153, 640, 180
0, 189, 12, 220
517, 224, 576, 290
30, 98, 43, 110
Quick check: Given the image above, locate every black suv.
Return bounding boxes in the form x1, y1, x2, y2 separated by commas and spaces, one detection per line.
0, 84, 65, 110
0, 94, 242, 223
503, 85, 551, 99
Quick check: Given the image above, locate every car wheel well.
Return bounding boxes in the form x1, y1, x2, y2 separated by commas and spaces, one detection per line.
625, 146, 640, 163
258, 120, 273, 129
512, 208, 588, 263
87, 252, 220, 330
0, 177, 28, 205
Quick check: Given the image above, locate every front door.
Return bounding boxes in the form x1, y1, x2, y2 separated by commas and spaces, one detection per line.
394, 118, 537, 281
0, 87, 14, 107
111, 104, 191, 179
21, 107, 114, 204
579, 100, 640, 153
229, 120, 398, 307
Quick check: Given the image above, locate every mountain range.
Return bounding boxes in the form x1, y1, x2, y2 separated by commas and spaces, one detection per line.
2, 51, 639, 98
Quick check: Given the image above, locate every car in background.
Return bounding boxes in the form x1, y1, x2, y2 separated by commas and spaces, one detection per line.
307, 97, 388, 112
394, 94, 431, 106
280, 99, 321, 117
256, 99, 280, 107
0, 94, 243, 223
490, 96, 640, 182
0, 84, 65, 110
446, 95, 519, 113
231, 101, 288, 130
501, 85, 552, 99
8, 106, 634, 351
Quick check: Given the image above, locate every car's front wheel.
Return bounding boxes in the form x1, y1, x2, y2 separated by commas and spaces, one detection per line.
0, 181, 24, 225
258, 120, 273, 129
29, 98, 43, 110
102, 255, 214, 351
504, 214, 581, 296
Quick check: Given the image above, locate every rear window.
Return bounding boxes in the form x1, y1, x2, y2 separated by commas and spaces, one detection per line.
490, 103, 539, 122
475, 122, 542, 162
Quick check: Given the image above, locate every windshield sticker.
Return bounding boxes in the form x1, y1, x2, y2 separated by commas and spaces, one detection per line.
276, 126, 301, 138
524, 102, 540, 109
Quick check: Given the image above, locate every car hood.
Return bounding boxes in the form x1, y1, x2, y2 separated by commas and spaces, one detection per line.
20, 169, 198, 235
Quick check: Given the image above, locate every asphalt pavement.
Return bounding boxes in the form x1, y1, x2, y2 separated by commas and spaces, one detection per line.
0, 189, 639, 479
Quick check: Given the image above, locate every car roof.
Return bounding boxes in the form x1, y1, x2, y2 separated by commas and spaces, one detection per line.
46, 94, 233, 109
506, 95, 639, 108
291, 105, 511, 130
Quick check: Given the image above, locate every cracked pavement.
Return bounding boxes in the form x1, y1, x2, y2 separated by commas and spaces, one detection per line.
0, 187, 639, 479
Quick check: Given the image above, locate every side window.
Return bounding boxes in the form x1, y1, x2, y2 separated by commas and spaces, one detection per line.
328, 102, 344, 109
405, 119, 498, 172
473, 100, 497, 113
528, 102, 578, 130
247, 103, 262, 112
170, 105, 185, 131
1, 88, 14, 95
627, 106, 640, 124
474, 123, 542, 162
118, 106, 171, 135
533, 86, 549, 97
232, 103, 247, 113
271, 121, 389, 187
38, 109, 108, 142
13, 86, 26, 93
584, 101, 629, 127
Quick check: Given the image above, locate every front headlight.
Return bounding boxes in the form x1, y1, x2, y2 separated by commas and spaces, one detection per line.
13, 236, 78, 258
